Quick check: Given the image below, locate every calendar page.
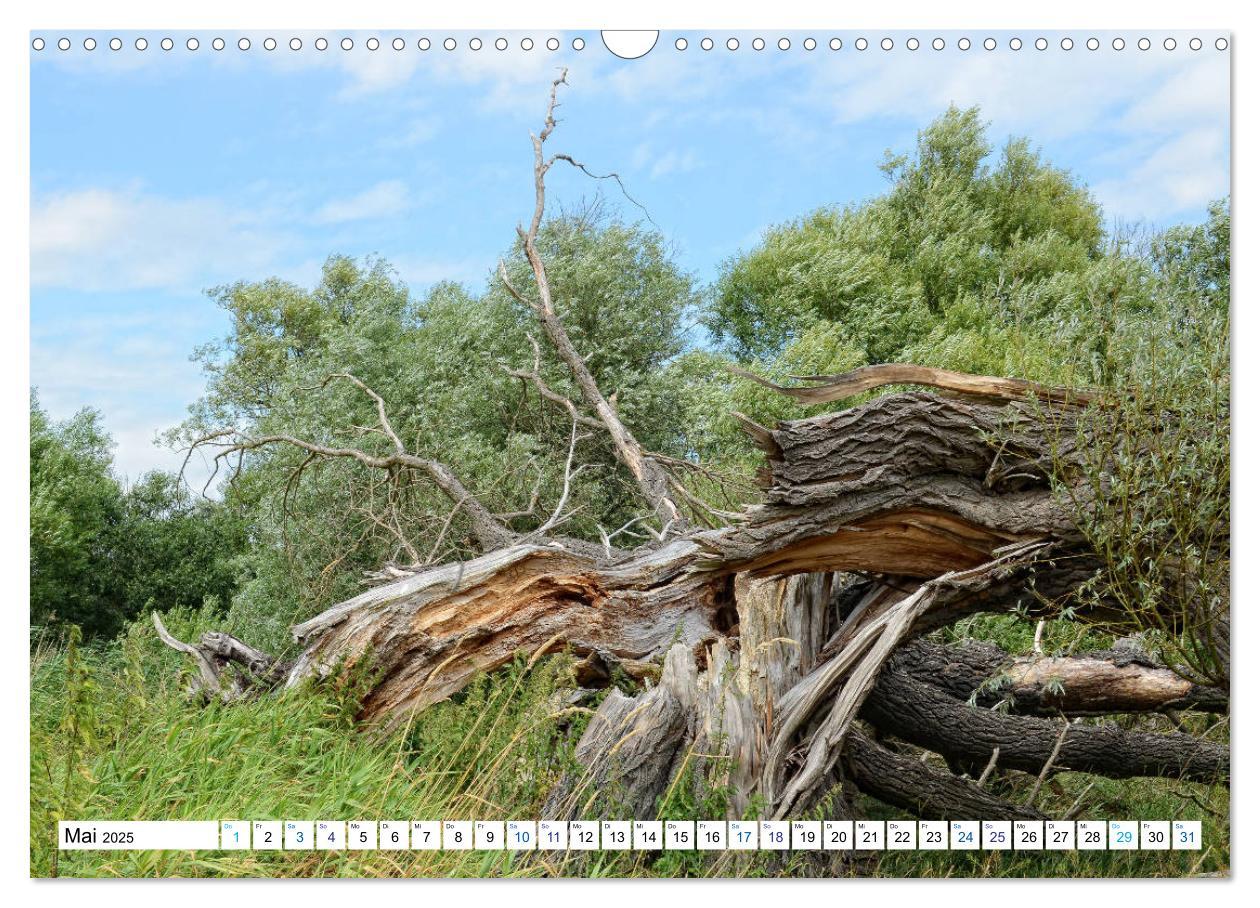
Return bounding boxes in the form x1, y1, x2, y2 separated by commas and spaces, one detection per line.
25, 13, 1231, 884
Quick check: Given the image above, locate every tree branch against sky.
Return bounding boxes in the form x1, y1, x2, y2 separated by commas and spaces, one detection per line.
29, 33, 1228, 484
27, 29, 1231, 881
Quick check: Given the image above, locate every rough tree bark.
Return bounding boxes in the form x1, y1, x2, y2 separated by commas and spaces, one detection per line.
159, 365, 1229, 824
889, 638, 1229, 717
160, 76, 1228, 832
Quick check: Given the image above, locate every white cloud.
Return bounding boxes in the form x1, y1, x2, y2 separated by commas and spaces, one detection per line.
30, 311, 214, 484
760, 38, 1221, 150
30, 314, 208, 404
379, 116, 442, 149
388, 254, 493, 291
234, 31, 608, 110
1119, 56, 1231, 134
604, 44, 737, 106
782, 42, 1229, 222
651, 149, 699, 179
313, 180, 410, 224
34, 30, 603, 112
804, 47, 1108, 137
386, 38, 604, 112
632, 143, 701, 180
110, 423, 201, 487
1093, 128, 1229, 221
31, 187, 293, 292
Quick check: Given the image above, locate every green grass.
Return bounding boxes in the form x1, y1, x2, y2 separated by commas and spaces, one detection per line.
30, 607, 1229, 879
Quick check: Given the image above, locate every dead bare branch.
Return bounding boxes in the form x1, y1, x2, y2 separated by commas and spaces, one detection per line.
501, 335, 602, 428
502, 68, 687, 534
183, 373, 520, 552
1025, 719, 1072, 806
730, 362, 1101, 408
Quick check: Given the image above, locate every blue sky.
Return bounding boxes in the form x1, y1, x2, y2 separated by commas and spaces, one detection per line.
30, 30, 1230, 483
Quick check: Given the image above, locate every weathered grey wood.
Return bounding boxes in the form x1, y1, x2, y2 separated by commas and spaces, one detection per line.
157, 370, 1228, 823
502, 71, 686, 532
543, 645, 694, 821
544, 573, 840, 821
732, 362, 1099, 408
763, 541, 1052, 818
152, 612, 290, 701
891, 639, 1229, 716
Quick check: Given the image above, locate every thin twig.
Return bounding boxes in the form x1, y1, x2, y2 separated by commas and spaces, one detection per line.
1025, 719, 1070, 806
976, 746, 1002, 787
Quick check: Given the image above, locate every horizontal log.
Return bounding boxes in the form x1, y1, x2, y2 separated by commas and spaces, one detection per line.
843, 728, 1045, 820
731, 363, 1099, 407
287, 540, 727, 724
892, 639, 1228, 716
861, 666, 1229, 784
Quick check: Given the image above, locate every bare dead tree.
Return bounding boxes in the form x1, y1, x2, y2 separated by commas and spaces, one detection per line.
158, 76, 1229, 837
497, 70, 686, 534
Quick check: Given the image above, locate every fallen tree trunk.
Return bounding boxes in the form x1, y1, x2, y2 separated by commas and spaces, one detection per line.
861, 666, 1229, 784
287, 383, 1100, 726
890, 639, 1229, 717
841, 729, 1046, 821
158, 365, 1229, 823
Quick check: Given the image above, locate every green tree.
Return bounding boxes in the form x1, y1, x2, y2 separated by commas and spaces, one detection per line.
706, 106, 1105, 370
31, 393, 246, 639
105, 471, 247, 624
179, 213, 700, 648
1149, 197, 1230, 308
30, 393, 122, 635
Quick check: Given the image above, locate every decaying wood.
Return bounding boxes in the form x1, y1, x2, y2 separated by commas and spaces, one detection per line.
153, 612, 290, 701
542, 573, 838, 822
542, 644, 702, 822
730, 362, 1100, 408
267, 379, 1098, 727
286, 538, 725, 723
159, 72, 1228, 831
761, 541, 1053, 818
890, 639, 1230, 717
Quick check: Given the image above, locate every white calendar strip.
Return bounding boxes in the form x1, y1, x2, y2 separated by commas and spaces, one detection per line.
58, 821, 220, 850
62, 819, 1202, 852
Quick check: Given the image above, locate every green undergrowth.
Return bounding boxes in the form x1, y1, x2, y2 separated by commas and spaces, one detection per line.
30, 607, 1228, 878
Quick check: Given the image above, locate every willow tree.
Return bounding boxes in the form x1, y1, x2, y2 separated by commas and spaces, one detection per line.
161, 74, 1228, 834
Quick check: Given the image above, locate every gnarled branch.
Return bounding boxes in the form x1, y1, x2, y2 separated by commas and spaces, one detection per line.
730, 362, 1100, 407
502, 69, 686, 534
